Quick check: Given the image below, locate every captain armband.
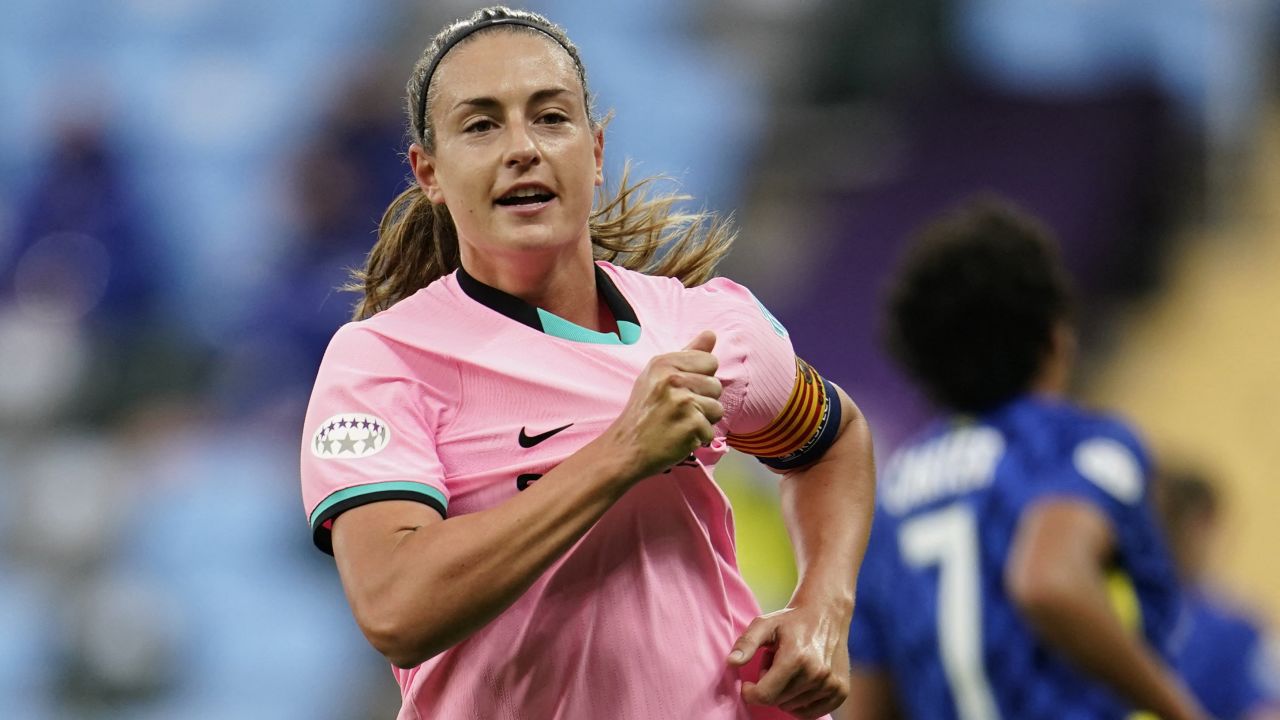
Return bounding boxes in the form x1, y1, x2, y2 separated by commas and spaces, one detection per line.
726, 358, 842, 470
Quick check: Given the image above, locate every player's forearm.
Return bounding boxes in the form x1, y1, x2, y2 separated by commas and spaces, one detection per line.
362, 436, 638, 667
779, 389, 875, 609
1009, 569, 1203, 720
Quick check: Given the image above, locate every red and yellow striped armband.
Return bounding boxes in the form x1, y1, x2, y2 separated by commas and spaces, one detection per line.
726, 358, 842, 470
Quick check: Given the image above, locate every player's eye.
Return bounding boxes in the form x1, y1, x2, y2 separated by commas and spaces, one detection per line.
537, 112, 568, 125
464, 118, 495, 133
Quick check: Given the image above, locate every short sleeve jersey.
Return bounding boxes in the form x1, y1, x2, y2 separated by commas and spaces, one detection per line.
300, 262, 839, 720
1179, 590, 1280, 720
849, 395, 1181, 720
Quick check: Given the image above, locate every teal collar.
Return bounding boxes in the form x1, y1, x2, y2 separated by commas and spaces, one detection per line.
456, 265, 641, 345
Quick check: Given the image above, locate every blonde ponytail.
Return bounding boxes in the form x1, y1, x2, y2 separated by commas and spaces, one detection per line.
589, 163, 735, 288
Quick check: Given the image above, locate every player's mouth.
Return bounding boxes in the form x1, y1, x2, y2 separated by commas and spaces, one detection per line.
495, 183, 557, 216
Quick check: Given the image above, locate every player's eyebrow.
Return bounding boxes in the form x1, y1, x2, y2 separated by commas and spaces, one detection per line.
451, 87, 574, 114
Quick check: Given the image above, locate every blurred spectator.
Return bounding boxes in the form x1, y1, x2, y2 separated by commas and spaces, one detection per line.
1157, 468, 1280, 720
0, 396, 389, 719
1, 122, 153, 423
269, 62, 406, 351
1, 120, 205, 428
228, 63, 407, 426
4, 120, 159, 330
102, 405, 386, 720
0, 3, 439, 718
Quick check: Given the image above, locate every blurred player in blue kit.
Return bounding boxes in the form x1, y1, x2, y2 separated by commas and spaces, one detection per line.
1156, 469, 1280, 720
836, 200, 1207, 720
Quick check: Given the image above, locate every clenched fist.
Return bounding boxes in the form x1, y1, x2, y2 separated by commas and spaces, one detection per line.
601, 330, 724, 484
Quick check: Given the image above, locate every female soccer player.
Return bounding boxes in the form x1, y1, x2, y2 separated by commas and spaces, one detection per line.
298, 7, 875, 719
837, 200, 1206, 720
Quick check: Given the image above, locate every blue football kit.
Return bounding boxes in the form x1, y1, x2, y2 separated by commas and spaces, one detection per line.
850, 395, 1182, 719
1179, 590, 1280, 720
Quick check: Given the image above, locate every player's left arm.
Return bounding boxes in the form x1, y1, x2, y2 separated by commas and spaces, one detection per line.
729, 384, 876, 719
1006, 499, 1207, 720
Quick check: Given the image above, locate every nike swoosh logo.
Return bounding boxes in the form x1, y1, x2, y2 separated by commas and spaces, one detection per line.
518, 423, 574, 448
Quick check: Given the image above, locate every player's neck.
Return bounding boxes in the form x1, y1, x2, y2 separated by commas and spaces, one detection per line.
1032, 322, 1075, 398
460, 243, 605, 331
1029, 359, 1070, 399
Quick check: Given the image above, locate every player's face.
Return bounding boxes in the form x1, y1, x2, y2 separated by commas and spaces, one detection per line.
1173, 509, 1217, 582
412, 31, 604, 259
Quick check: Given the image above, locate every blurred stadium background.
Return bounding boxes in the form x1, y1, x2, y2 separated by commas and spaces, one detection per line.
1, 0, 1277, 717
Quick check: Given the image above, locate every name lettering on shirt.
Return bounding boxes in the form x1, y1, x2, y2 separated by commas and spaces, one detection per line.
882, 426, 1005, 516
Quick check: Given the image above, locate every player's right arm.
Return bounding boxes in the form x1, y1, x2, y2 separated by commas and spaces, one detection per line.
1006, 499, 1207, 720
327, 331, 723, 668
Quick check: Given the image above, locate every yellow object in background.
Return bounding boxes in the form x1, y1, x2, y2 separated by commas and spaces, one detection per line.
1110, 559, 1159, 720
716, 452, 798, 612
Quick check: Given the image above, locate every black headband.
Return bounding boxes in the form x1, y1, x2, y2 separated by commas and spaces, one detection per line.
416, 17, 572, 141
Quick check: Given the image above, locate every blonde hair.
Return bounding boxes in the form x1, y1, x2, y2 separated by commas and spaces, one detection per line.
350, 6, 735, 320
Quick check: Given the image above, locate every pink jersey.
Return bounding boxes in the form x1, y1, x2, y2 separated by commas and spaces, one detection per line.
300, 262, 836, 719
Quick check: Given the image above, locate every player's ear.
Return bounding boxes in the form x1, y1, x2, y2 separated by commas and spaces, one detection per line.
410, 143, 445, 204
